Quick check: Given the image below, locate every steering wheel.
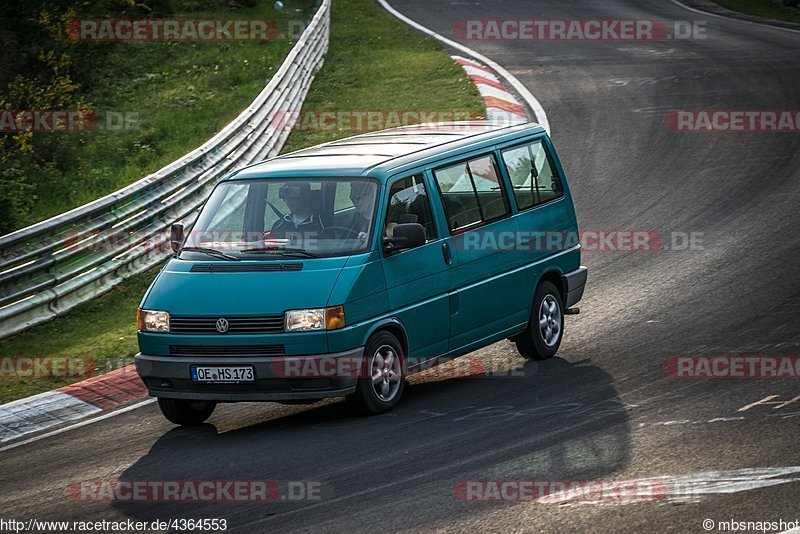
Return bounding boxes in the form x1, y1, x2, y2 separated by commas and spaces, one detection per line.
320, 226, 360, 239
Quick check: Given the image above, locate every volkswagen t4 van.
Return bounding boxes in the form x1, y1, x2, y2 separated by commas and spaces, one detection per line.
135, 121, 588, 425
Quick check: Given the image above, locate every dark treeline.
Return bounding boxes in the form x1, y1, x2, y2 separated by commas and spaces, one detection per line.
0, 0, 257, 234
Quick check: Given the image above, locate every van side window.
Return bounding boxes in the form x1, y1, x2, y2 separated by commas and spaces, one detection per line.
501, 140, 563, 210
385, 174, 437, 242
433, 154, 509, 232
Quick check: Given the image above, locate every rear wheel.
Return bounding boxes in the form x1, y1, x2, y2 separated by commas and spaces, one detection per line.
157, 398, 216, 425
514, 281, 564, 360
347, 331, 405, 415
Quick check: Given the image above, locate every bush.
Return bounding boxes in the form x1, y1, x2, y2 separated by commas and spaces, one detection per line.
0, 166, 37, 235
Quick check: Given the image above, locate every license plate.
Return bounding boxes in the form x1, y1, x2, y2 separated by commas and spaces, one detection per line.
191, 365, 255, 383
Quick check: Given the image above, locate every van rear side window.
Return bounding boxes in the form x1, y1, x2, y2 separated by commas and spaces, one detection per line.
501, 140, 563, 210
433, 154, 509, 232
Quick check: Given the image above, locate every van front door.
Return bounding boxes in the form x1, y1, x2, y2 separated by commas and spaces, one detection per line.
381, 174, 450, 370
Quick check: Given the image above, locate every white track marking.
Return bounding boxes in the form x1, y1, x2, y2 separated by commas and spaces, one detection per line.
0, 398, 155, 454
638, 416, 746, 428
669, 0, 800, 35
377, 0, 551, 134
656, 466, 800, 504
485, 109, 529, 124
535, 466, 800, 506
0, 391, 100, 443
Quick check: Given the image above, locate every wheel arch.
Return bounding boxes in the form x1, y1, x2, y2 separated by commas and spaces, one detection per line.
363, 318, 409, 355
538, 269, 565, 303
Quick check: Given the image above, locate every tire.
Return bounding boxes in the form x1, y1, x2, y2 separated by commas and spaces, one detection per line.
514, 281, 564, 361
346, 331, 406, 415
157, 398, 216, 425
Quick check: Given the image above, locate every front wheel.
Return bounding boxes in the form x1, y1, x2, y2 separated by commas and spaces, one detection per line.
347, 331, 405, 415
514, 281, 564, 360
157, 398, 216, 425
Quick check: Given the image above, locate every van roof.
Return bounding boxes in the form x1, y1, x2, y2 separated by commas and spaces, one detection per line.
229, 121, 545, 181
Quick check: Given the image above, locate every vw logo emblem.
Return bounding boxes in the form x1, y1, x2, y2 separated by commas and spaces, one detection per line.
215, 318, 229, 333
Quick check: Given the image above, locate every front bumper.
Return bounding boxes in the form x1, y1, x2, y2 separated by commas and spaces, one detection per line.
561, 266, 588, 308
135, 347, 363, 402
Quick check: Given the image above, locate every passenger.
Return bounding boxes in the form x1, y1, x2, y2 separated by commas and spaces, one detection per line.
347, 181, 375, 239
270, 181, 324, 238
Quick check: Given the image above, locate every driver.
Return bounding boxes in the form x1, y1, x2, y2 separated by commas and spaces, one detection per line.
270, 181, 325, 238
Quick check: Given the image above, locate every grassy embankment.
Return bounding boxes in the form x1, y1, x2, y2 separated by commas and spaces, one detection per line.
711, 0, 800, 23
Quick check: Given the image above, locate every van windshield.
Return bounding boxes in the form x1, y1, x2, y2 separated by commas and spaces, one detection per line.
183, 178, 379, 259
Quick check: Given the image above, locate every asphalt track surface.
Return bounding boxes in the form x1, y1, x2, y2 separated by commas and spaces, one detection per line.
2, 1, 799, 532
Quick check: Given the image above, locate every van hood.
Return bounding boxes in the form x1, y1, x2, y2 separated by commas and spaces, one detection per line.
141, 257, 350, 316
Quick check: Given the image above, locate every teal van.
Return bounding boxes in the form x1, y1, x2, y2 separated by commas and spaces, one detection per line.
135, 121, 587, 425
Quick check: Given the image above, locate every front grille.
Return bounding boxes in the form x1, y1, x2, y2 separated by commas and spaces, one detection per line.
170, 315, 284, 334
170, 345, 285, 357
190, 263, 303, 273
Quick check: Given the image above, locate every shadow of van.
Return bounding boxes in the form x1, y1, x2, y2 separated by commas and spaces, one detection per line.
110, 356, 630, 531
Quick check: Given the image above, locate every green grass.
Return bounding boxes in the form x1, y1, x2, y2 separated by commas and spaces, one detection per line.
24, 0, 316, 227
0, 0, 484, 403
279, 0, 484, 151
711, 0, 800, 23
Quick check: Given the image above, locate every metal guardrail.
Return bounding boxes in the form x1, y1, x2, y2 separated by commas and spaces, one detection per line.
0, 0, 330, 339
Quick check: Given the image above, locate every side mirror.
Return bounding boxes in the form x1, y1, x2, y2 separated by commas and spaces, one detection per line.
383, 223, 426, 255
170, 222, 184, 253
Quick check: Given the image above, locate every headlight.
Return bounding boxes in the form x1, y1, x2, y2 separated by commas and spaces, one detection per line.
284, 306, 345, 332
137, 309, 170, 333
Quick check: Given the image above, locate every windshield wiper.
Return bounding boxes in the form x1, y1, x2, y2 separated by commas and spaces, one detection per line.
180, 246, 240, 261
239, 246, 319, 258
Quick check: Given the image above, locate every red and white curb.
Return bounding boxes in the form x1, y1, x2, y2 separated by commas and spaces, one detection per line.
0, 364, 146, 443
452, 55, 529, 124
378, 0, 549, 134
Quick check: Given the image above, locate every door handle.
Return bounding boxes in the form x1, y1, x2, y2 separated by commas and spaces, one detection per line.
442, 242, 452, 265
